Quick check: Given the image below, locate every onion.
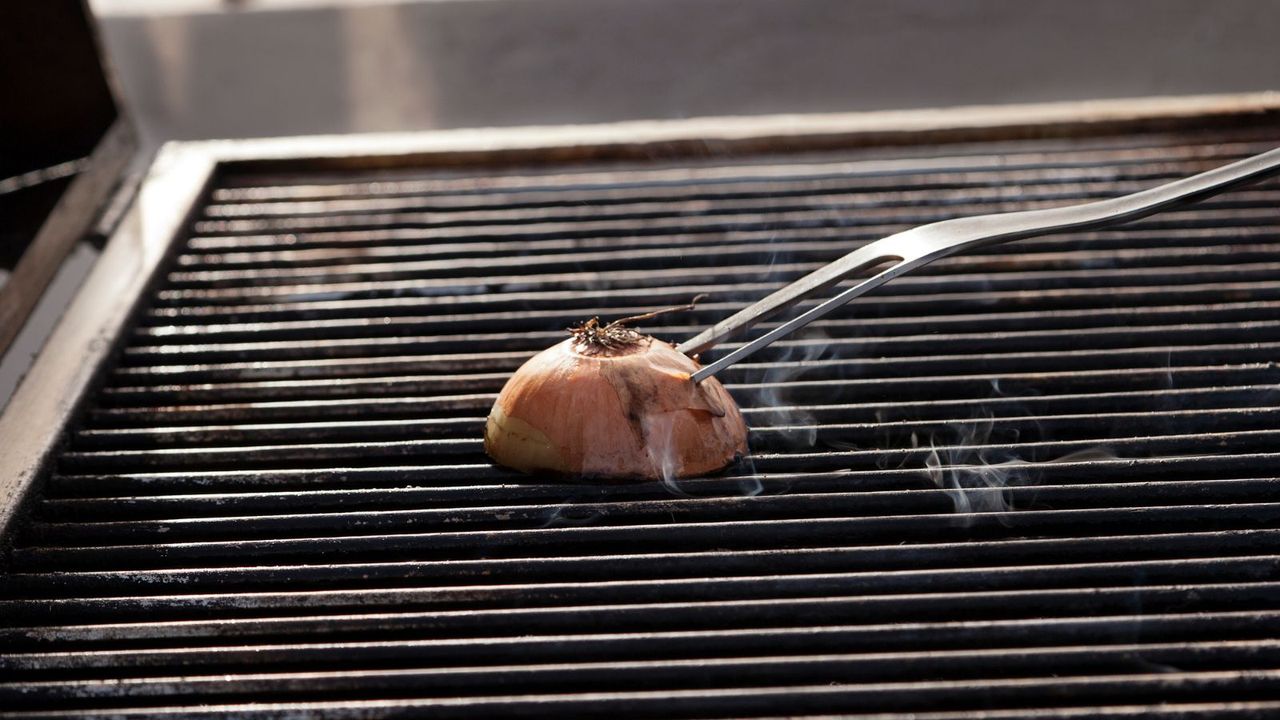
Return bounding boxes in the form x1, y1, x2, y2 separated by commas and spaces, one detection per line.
484, 309, 748, 480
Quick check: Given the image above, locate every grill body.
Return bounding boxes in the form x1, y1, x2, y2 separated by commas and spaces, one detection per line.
2, 100, 1280, 718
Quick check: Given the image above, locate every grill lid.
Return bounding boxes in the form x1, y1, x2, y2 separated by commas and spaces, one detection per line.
0, 0, 136, 359
2, 107, 1280, 718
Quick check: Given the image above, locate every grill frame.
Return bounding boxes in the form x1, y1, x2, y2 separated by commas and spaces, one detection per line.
5, 92, 1280, 719
4, 90, 1280, 547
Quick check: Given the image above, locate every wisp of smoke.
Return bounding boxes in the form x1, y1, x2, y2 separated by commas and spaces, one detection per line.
915, 408, 1120, 525
717, 327, 838, 499
755, 327, 835, 448
642, 412, 693, 498
538, 501, 606, 529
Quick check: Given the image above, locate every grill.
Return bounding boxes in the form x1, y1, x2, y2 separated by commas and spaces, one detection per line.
3, 105, 1280, 718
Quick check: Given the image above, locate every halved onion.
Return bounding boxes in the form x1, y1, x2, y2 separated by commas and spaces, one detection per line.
484, 317, 747, 480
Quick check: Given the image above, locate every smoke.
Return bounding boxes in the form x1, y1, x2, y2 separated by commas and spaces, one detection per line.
1161, 348, 1176, 391
914, 408, 1120, 523
732, 327, 841, 462
742, 232, 838, 448
538, 501, 606, 529
640, 237, 834, 498
642, 412, 691, 498
754, 328, 835, 448
697, 327, 837, 499
920, 438, 1016, 517
645, 397, 763, 498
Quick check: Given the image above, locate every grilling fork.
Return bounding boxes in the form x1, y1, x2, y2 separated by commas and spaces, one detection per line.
680, 146, 1280, 383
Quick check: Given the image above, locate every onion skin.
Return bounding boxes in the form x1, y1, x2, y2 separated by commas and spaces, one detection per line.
484, 336, 747, 480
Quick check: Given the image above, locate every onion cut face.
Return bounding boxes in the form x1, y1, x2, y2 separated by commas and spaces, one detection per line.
484, 321, 748, 480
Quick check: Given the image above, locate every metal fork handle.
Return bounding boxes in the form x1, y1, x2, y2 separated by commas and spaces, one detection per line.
680, 145, 1280, 383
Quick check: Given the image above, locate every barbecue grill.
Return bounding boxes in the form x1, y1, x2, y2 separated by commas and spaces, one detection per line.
5, 8, 1280, 716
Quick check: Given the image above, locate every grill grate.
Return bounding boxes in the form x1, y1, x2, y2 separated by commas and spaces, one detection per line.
4, 125, 1280, 718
